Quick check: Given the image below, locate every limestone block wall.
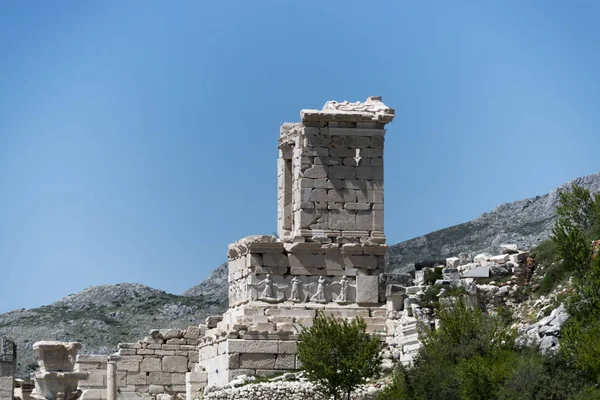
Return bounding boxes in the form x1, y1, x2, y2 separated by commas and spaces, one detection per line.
277, 96, 394, 243
78, 328, 199, 400
0, 338, 16, 400
227, 236, 386, 308
193, 303, 388, 391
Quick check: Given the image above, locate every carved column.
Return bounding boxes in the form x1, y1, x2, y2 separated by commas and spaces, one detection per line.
106, 361, 116, 400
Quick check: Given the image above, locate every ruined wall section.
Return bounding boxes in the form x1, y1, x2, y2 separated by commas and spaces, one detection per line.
0, 338, 16, 400
77, 329, 199, 400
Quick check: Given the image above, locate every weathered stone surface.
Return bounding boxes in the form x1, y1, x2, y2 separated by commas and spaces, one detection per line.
356, 276, 379, 303
148, 372, 171, 385
462, 266, 490, 278
227, 340, 279, 354
239, 354, 276, 370
139, 357, 161, 372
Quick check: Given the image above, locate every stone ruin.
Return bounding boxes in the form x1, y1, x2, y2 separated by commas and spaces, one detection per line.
185, 96, 397, 394
14, 96, 575, 400
30, 342, 88, 400
0, 338, 16, 400
21, 96, 424, 400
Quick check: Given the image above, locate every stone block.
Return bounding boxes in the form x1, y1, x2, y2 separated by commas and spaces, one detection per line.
148, 385, 164, 394
119, 393, 151, 400
127, 372, 147, 385
228, 353, 240, 369
345, 203, 371, 211
262, 253, 289, 267
356, 275, 380, 304
328, 210, 356, 230
140, 357, 162, 372
239, 354, 276, 369
355, 211, 372, 231
330, 166, 356, 179
83, 369, 105, 387
278, 341, 297, 354
227, 339, 279, 354
274, 354, 296, 370
162, 356, 188, 373
116, 360, 139, 372
171, 373, 186, 385
155, 350, 175, 356
147, 372, 171, 385
288, 253, 315, 268
373, 210, 384, 231
490, 254, 509, 264
309, 188, 328, 202
159, 329, 183, 340
462, 266, 490, 278
346, 254, 377, 269
328, 189, 355, 203
184, 326, 200, 339
80, 389, 106, 400
303, 165, 327, 178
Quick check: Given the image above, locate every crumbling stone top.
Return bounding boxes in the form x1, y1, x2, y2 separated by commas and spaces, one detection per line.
300, 96, 395, 123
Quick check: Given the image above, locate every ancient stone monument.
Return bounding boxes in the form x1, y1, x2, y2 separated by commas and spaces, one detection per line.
187, 96, 396, 392
0, 338, 16, 400
30, 342, 88, 400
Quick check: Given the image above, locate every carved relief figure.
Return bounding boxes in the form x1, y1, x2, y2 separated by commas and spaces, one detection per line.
290, 276, 302, 302
337, 275, 349, 302
311, 276, 328, 303
331, 275, 356, 304
259, 274, 274, 299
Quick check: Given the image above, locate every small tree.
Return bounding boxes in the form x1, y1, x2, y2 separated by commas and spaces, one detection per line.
297, 312, 381, 400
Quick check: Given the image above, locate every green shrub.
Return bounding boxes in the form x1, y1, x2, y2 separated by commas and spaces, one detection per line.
424, 267, 443, 285
532, 238, 559, 265
297, 312, 381, 400
537, 263, 568, 295
376, 367, 408, 400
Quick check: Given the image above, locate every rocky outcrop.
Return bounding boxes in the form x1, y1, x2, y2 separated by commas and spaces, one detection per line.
0, 284, 227, 378
387, 172, 600, 272
181, 263, 228, 305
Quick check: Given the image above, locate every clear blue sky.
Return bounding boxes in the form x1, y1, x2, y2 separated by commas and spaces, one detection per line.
1, 1, 598, 313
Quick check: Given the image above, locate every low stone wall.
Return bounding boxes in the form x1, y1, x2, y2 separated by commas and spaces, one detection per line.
0, 338, 16, 400
78, 328, 199, 400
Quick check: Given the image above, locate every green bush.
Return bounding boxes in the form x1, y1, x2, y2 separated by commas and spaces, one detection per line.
424, 267, 443, 285
376, 367, 408, 400
537, 263, 568, 295
532, 238, 559, 265
297, 312, 381, 400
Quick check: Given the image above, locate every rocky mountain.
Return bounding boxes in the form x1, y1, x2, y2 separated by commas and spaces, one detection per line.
2, 172, 599, 378
182, 262, 228, 304
0, 283, 228, 378
386, 172, 600, 272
